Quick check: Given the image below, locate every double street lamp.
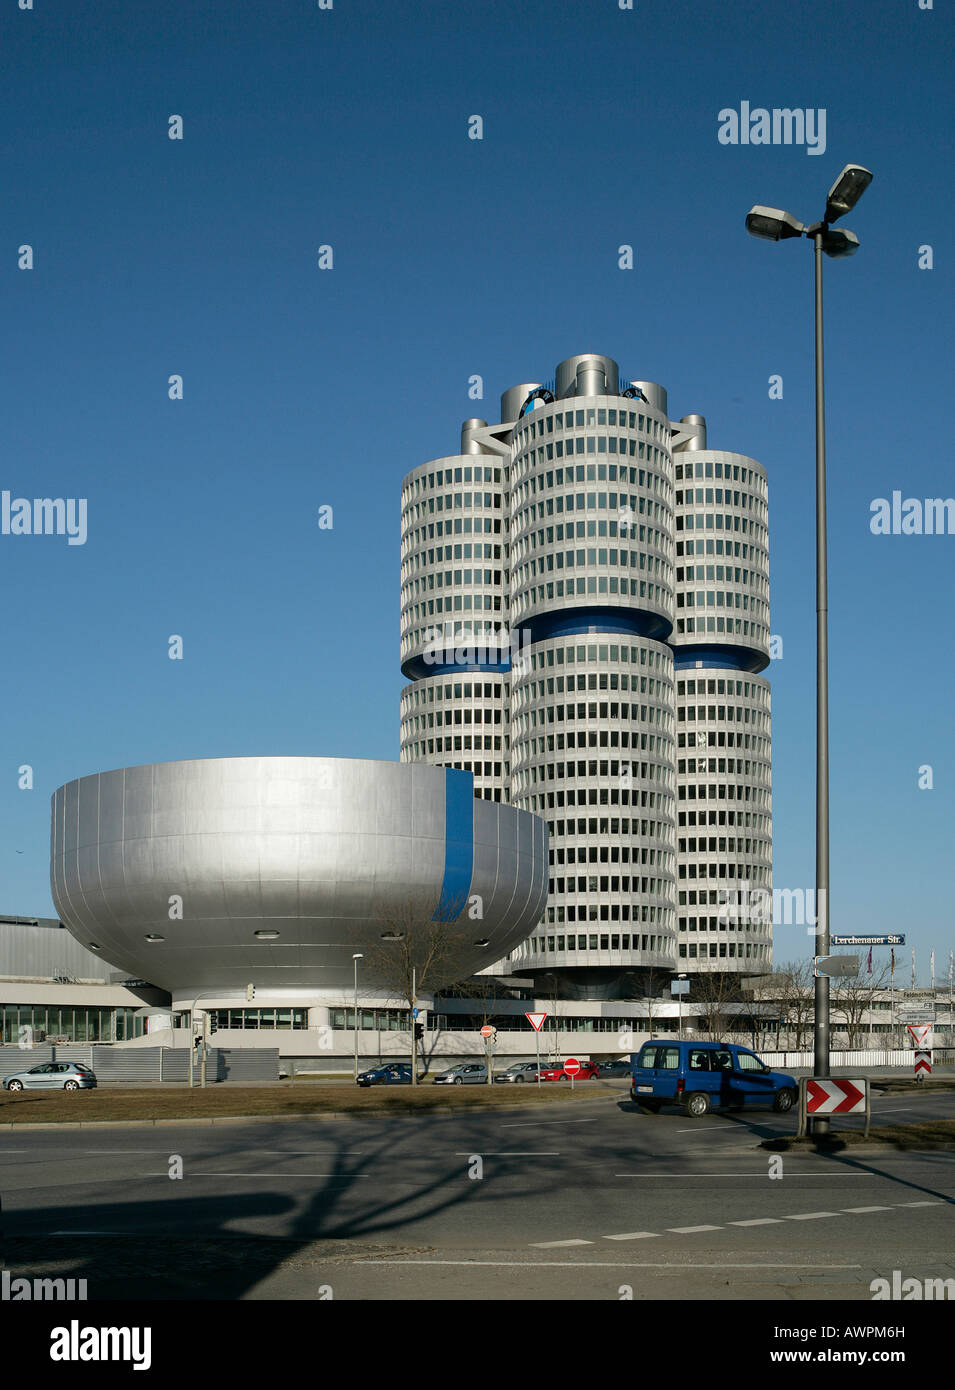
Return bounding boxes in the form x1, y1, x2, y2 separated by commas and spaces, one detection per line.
746, 164, 873, 1135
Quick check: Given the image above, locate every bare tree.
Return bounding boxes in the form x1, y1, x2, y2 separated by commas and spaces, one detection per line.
769, 960, 815, 1051
691, 971, 739, 1041
621, 968, 669, 1040
831, 961, 891, 1048
355, 897, 479, 1085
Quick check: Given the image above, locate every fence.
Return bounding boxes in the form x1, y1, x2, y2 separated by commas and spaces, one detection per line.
757, 1048, 954, 1070
0, 1044, 279, 1082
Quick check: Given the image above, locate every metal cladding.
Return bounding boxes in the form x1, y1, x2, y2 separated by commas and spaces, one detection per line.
676, 414, 707, 451
499, 382, 542, 424
555, 353, 619, 400
461, 418, 492, 454
50, 757, 549, 998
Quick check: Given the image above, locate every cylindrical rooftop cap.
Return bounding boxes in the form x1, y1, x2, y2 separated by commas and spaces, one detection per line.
500, 383, 542, 424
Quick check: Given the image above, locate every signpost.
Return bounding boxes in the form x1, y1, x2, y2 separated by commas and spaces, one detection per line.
906, 1023, 932, 1080
797, 1077, 869, 1138
481, 1024, 496, 1085
526, 1011, 547, 1087
671, 975, 689, 1040
563, 1056, 581, 1091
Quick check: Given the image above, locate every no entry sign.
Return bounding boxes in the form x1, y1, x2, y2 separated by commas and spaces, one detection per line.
563, 1057, 581, 1076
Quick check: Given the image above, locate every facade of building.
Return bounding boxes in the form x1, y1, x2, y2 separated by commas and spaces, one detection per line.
400, 353, 773, 996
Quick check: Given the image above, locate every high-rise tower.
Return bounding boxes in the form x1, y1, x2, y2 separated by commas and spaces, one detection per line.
400, 354, 772, 994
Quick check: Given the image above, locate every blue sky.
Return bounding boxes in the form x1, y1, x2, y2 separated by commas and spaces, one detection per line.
3, 0, 952, 982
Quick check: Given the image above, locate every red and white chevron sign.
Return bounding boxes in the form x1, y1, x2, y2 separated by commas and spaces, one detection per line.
914, 1050, 932, 1077
806, 1078, 866, 1114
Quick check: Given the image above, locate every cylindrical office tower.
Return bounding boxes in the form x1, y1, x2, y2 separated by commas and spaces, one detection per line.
399, 451, 512, 801
504, 356, 678, 984
670, 442, 772, 972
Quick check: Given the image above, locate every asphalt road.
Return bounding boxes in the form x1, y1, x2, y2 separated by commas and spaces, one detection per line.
2, 1086, 953, 1300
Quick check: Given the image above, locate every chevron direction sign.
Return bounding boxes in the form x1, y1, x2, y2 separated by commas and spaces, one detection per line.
914, 1049, 932, 1077
806, 1078, 866, 1114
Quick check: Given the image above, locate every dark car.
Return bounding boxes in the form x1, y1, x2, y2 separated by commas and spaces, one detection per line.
356, 1063, 413, 1087
629, 1040, 797, 1117
2, 1061, 97, 1092
596, 1059, 631, 1078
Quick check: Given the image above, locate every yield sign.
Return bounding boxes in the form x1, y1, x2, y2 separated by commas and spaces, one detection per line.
907, 1024, 932, 1047
806, 1078, 866, 1114
525, 1011, 547, 1032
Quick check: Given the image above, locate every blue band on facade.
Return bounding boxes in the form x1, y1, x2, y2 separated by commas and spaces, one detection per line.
670, 644, 769, 673
432, 768, 474, 921
523, 605, 672, 644
402, 656, 510, 680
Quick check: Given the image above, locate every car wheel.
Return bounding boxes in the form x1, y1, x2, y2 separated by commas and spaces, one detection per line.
515, 1075, 524, 1082
773, 1087, 796, 1113
454, 1077, 463, 1084
64, 1080, 80, 1091
685, 1092, 710, 1117
7, 1079, 23, 1092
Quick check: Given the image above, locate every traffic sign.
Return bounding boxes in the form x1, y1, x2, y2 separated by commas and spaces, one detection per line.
831, 934, 905, 946
914, 1050, 932, 1077
525, 1011, 547, 1032
813, 954, 859, 978
906, 1024, 932, 1048
563, 1057, 581, 1076
671, 979, 690, 996
805, 1078, 866, 1114
480, 1024, 495, 1039
898, 1009, 935, 1024
411, 1008, 419, 1021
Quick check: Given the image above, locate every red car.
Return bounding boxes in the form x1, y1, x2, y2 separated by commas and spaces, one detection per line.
539, 1061, 601, 1081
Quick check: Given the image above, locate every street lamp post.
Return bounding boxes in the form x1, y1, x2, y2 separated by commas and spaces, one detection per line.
746, 165, 872, 1135
352, 953, 363, 1083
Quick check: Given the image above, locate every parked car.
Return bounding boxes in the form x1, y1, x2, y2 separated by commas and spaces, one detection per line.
596, 1059, 631, 1078
494, 1062, 542, 1084
356, 1063, 413, 1087
2, 1061, 97, 1092
629, 1040, 797, 1117
538, 1061, 601, 1081
432, 1063, 488, 1085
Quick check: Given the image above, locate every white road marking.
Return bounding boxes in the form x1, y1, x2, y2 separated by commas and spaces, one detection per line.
842, 1206, 893, 1213
500, 1119, 597, 1128
675, 1125, 737, 1133
729, 1218, 784, 1226
667, 1224, 723, 1233
362, 1260, 862, 1268
182, 1172, 369, 1178
529, 1239, 593, 1248
453, 1152, 560, 1156
612, 1173, 867, 1178
602, 1232, 661, 1241
785, 1211, 841, 1220
897, 1200, 945, 1207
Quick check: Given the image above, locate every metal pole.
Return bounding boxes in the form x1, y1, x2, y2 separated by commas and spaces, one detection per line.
353, 956, 360, 1082
811, 227, 831, 1136
536, 1027, 540, 1087
411, 966, 416, 1087
199, 1009, 208, 1088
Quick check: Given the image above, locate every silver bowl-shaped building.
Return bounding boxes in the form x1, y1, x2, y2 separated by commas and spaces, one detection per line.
50, 757, 548, 1000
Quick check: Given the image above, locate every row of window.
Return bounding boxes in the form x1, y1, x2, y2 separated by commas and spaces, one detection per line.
679, 809, 772, 830
518, 407, 664, 440
679, 942, 770, 959
680, 919, 772, 933
550, 876, 670, 895
528, 787, 671, 810
0, 1005, 146, 1045
678, 678, 769, 698
678, 783, 771, 805
545, 906, 675, 926
675, 459, 764, 486
404, 464, 503, 496
677, 538, 763, 561
514, 576, 669, 607
676, 487, 765, 514
677, 591, 766, 612
677, 564, 766, 587
674, 617, 765, 637
551, 845, 669, 865
678, 758, 770, 777
208, 1009, 309, 1030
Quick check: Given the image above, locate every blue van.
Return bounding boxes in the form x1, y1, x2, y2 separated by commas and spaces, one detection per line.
629, 1039, 797, 1117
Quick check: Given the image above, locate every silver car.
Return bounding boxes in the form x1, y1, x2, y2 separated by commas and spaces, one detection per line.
2, 1061, 97, 1092
494, 1062, 542, 1084
432, 1063, 489, 1085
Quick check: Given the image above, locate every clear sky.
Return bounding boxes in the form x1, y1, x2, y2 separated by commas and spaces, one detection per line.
3, 0, 952, 983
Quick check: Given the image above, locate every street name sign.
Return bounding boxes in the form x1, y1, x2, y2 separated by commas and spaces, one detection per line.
831, 934, 905, 946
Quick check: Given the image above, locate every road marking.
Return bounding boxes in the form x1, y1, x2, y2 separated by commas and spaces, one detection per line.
785, 1211, 841, 1221
602, 1232, 661, 1241
842, 1206, 893, 1213
453, 1152, 560, 1156
667, 1224, 723, 1234
612, 1173, 867, 1178
896, 1200, 945, 1207
358, 1260, 864, 1269
529, 1239, 593, 1248
500, 1120, 597, 1128
182, 1172, 369, 1178
675, 1125, 737, 1133
728, 1218, 784, 1226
